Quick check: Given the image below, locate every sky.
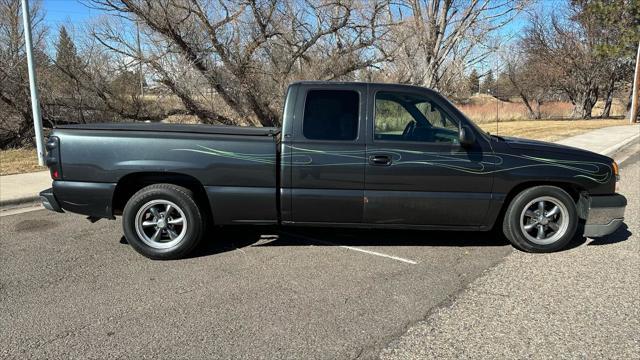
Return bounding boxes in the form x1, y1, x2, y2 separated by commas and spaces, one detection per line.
41, 0, 565, 36
39, 0, 569, 72
42, 0, 96, 29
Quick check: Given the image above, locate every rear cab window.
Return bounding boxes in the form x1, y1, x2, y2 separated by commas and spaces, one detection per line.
303, 90, 359, 141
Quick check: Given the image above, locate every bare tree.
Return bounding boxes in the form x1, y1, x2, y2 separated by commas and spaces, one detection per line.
523, 13, 604, 119
575, 0, 639, 118
501, 45, 556, 119
88, 0, 392, 126
0, 0, 50, 147
51, 20, 216, 124
384, 0, 528, 93
522, 1, 639, 120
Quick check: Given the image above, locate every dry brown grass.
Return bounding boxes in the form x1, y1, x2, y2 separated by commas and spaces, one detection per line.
0, 148, 44, 176
458, 95, 626, 123
477, 118, 629, 142
161, 114, 201, 124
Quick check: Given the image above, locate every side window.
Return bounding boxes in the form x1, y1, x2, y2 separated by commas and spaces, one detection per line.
375, 98, 415, 135
374, 92, 460, 144
415, 102, 458, 132
303, 90, 359, 141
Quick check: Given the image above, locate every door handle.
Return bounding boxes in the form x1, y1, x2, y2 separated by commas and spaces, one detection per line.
368, 154, 392, 166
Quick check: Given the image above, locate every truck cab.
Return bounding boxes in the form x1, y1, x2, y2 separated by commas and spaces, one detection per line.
280, 82, 493, 228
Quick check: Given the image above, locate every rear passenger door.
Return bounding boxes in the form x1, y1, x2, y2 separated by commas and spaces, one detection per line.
283, 84, 366, 224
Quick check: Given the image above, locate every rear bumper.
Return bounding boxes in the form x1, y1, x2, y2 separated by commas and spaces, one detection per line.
42, 181, 116, 219
39, 188, 64, 213
584, 193, 626, 237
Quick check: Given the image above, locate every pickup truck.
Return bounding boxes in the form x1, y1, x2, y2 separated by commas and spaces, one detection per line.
40, 81, 627, 259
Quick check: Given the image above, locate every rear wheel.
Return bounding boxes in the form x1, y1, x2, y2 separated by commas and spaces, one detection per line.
503, 186, 578, 253
123, 184, 203, 259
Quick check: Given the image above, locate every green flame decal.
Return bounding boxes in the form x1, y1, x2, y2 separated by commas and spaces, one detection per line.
173, 145, 612, 184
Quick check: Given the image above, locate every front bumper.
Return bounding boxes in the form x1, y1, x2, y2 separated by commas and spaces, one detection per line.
584, 193, 626, 237
39, 188, 64, 213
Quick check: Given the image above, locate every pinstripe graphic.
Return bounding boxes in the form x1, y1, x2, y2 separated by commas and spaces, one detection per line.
172, 144, 612, 184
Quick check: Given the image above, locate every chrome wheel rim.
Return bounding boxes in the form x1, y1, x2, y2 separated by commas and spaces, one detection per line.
134, 200, 188, 249
520, 196, 569, 245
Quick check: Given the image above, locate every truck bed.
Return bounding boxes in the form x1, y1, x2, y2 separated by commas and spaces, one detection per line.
49, 123, 280, 223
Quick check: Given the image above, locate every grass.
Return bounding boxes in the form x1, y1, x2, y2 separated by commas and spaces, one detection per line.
477, 118, 630, 142
459, 101, 575, 122
458, 95, 626, 123
0, 148, 43, 176
0, 118, 632, 176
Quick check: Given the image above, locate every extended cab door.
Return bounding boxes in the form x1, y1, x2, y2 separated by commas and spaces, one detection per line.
364, 86, 494, 227
281, 83, 367, 224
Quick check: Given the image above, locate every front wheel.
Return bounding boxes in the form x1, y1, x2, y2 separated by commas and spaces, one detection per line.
123, 184, 204, 260
503, 186, 578, 253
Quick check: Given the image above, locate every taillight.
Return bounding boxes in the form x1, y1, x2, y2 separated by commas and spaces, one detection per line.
45, 136, 62, 180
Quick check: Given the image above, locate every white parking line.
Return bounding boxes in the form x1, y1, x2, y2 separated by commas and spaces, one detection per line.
336, 245, 418, 264
282, 232, 418, 265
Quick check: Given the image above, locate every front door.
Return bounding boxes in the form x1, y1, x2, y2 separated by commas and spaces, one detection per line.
364, 87, 494, 227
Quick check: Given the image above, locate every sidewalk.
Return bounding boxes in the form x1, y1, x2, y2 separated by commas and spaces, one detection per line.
0, 124, 638, 208
0, 170, 51, 207
556, 124, 640, 155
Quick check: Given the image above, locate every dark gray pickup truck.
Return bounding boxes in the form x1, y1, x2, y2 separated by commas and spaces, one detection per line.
40, 81, 626, 259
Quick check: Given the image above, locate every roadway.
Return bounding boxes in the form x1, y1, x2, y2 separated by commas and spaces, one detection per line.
1, 143, 637, 359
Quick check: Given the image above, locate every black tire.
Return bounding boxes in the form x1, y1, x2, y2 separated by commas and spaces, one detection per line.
122, 184, 203, 260
502, 185, 578, 253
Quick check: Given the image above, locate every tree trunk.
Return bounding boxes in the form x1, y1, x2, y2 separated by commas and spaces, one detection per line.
625, 88, 633, 118
519, 92, 536, 119
574, 88, 598, 119
601, 78, 615, 118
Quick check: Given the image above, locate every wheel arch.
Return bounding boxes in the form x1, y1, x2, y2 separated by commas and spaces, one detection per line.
112, 172, 212, 223
491, 180, 587, 230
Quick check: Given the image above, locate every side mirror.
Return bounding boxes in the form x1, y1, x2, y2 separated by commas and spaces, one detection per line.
459, 125, 476, 147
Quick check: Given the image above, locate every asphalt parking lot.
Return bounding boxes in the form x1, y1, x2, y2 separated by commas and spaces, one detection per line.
1, 205, 511, 359
1, 144, 637, 359
382, 144, 640, 359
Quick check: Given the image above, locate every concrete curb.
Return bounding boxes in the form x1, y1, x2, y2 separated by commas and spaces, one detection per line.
0, 195, 41, 208
601, 133, 640, 157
